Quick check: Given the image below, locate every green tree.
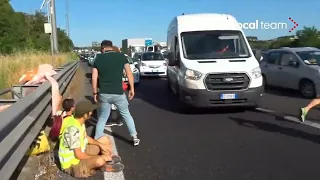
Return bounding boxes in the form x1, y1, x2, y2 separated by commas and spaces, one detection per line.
0, 0, 74, 54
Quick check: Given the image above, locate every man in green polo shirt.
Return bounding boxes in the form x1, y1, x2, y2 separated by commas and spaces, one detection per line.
92, 40, 140, 146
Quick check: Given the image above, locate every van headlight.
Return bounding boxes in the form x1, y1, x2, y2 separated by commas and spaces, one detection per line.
183, 68, 202, 80
251, 67, 261, 78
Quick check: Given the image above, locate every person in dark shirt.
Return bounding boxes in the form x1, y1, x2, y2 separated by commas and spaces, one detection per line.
92, 40, 140, 146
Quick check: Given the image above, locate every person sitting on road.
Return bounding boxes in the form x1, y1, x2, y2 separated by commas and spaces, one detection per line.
57, 98, 75, 118
58, 99, 124, 178
300, 97, 320, 122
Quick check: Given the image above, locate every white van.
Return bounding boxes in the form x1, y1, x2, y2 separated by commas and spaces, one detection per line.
166, 13, 264, 109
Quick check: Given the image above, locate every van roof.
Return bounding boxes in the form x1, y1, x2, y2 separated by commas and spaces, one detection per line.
175, 13, 241, 33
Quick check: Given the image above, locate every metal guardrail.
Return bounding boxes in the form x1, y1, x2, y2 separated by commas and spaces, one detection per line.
0, 61, 79, 180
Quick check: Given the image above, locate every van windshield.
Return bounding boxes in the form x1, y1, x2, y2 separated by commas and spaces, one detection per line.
181, 30, 251, 60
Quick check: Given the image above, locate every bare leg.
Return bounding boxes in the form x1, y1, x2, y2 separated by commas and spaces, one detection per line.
96, 136, 113, 156
304, 98, 320, 112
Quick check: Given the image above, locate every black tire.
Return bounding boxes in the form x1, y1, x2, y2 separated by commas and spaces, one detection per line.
299, 79, 316, 99
262, 75, 267, 87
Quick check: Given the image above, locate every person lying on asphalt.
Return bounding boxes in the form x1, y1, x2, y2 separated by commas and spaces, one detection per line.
300, 97, 320, 122
58, 99, 124, 178
92, 40, 140, 146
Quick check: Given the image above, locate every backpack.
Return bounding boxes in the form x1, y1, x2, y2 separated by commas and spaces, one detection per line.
49, 112, 70, 141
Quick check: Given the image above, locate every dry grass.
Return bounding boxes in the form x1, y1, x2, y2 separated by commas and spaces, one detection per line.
0, 50, 77, 90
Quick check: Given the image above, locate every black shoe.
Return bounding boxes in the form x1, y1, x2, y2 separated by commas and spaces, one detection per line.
107, 155, 122, 165
105, 121, 123, 127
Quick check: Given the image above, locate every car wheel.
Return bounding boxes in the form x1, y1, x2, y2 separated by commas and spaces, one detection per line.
299, 79, 316, 98
262, 75, 267, 87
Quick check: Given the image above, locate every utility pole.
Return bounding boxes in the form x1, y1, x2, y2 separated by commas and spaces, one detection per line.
65, 0, 70, 37
50, 0, 59, 53
48, 4, 54, 58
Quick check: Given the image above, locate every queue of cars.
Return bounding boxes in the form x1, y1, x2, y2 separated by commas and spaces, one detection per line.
81, 13, 320, 112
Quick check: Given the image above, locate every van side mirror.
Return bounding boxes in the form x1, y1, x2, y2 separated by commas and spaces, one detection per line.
253, 50, 262, 61
167, 52, 177, 66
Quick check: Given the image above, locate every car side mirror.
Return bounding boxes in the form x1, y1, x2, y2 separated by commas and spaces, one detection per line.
288, 60, 299, 67
253, 50, 262, 61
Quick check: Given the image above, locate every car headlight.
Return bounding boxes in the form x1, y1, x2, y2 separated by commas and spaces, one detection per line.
183, 68, 202, 80
251, 67, 261, 79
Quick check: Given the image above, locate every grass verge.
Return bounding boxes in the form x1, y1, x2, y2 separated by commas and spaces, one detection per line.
0, 50, 77, 90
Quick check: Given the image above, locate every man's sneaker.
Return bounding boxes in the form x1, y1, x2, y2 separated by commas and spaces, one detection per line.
107, 155, 122, 165
105, 121, 123, 127
103, 163, 124, 173
133, 137, 140, 146
300, 108, 307, 122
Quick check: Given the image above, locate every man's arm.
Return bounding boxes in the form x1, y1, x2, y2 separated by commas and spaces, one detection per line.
92, 55, 100, 94
92, 68, 98, 94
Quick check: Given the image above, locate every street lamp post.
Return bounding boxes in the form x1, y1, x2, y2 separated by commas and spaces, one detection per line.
66, 0, 70, 37
40, 0, 58, 64
50, 0, 59, 53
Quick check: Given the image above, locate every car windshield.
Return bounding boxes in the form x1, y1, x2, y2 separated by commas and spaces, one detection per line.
142, 52, 165, 60
181, 30, 250, 60
296, 51, 320, 65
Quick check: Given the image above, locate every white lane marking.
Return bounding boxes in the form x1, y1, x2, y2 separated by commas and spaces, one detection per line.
88, 118, 125, 180
256, 107, 275, 114
103, 126, 126, 180
255, 107, 320, 130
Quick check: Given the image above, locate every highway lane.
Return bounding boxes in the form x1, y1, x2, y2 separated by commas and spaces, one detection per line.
109, 81, 320, 179
64, 62, 320, 180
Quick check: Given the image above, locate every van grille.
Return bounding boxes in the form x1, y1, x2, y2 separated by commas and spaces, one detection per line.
204, 73, 250, 90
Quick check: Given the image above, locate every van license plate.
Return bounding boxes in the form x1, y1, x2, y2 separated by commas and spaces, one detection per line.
152, 69, 158, 72
220, 94, 237, 99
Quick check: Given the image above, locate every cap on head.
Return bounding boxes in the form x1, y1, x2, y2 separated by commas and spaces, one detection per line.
62, 98, 75, 111
74, 99, 97, 118
101, 40, 113, 48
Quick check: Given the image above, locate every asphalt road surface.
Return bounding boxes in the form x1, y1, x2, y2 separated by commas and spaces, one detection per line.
61, 62, 320, 180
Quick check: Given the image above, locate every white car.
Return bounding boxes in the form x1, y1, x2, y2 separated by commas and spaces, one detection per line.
123, 54, 140, 84
138, 52, 167, 77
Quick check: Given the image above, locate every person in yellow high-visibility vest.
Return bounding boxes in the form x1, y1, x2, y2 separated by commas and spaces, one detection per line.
58, 99, 124, 178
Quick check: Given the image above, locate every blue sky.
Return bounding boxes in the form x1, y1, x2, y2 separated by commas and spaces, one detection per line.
10, 0, 319, 47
